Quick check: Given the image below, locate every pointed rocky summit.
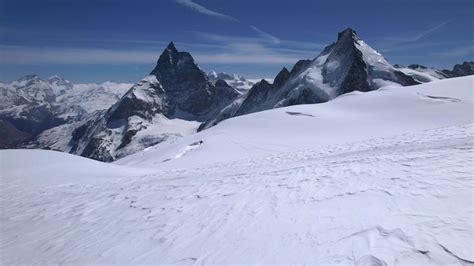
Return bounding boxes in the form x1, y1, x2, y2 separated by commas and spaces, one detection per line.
72, 42, 239, 161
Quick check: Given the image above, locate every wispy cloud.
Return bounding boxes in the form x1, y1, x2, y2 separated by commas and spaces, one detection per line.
195, 53, 299, 64
0, 44, 304, 66
0, 45, 157, 65
378, 21, 452, 52
173, 0, 286, 47
193, 31, 323, 52
250, 25, 280, 44
408, 21, 450, 42
174, 0, 238, 21
192, 32, 324, 65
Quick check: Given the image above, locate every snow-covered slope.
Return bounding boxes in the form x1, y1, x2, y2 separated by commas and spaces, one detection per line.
0, 149, 150, 186
1, 76, 473, 264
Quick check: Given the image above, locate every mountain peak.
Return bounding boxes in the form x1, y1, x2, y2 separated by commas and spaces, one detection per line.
337, 28, 358, 42
47, 75, 66, 83
157, 42, 179, 65
166, 41, 177, 52
273, 67, 290, 88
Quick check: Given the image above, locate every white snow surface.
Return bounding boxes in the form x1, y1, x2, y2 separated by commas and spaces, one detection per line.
66, 81, 133, 113
1, 76, 473, 264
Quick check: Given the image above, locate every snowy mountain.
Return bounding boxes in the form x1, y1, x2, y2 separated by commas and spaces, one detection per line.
71, 42, 240, 162
0, 75, 131, 149
1, 29, 472, 162
207, 71, 255, 93
2, 76, 473, 264
394, 62, 474, 83
200, 28, 459, 129
442, 61, 474, 77
394, 64, 448, 83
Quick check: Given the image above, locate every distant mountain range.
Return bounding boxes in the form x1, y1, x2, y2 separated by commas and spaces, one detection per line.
0, 76, 132, 149
1, 28, 473, 161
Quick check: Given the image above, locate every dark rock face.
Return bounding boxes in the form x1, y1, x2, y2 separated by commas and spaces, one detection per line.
443, 62, 474, 77
408, 64, 428, 70
74, 42, 240, 162
235, 80, 273, 117
3, 105, 65, 136
273, 68, 290, 88
290, 60, 312, 76
150, 42, 215, 118
322, 29, 371, 94
0, 119, 31, 149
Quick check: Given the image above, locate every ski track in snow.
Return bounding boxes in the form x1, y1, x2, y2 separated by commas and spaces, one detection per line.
1, 124, 473, 264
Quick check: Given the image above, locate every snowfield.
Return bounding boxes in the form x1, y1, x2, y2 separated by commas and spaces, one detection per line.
1, 76, 473, 265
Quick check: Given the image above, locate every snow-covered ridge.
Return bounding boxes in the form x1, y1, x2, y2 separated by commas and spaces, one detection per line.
2, 31, 472, 162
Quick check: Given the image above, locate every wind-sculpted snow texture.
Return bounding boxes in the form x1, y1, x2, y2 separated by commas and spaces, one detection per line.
1, 124, 473, 264
1, 76, 473, 264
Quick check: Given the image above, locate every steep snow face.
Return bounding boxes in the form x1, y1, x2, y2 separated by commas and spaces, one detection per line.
208, 71, 255, 93
201, 28, 420, 129
0, 75, 131, 149
73, 42, 240, 162
1, 77, 473, 265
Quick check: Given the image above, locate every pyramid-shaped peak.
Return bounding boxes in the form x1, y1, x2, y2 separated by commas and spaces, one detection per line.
156, 41, 182, 66
337, 28, 358, 41
166, 41, 177, 52
280, 67, 290, 73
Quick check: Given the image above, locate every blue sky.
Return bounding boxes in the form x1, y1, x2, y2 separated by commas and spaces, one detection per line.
0, 0, 473, 83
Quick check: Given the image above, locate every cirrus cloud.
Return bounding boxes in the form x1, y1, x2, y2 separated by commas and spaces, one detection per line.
175, 0, 238, 21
